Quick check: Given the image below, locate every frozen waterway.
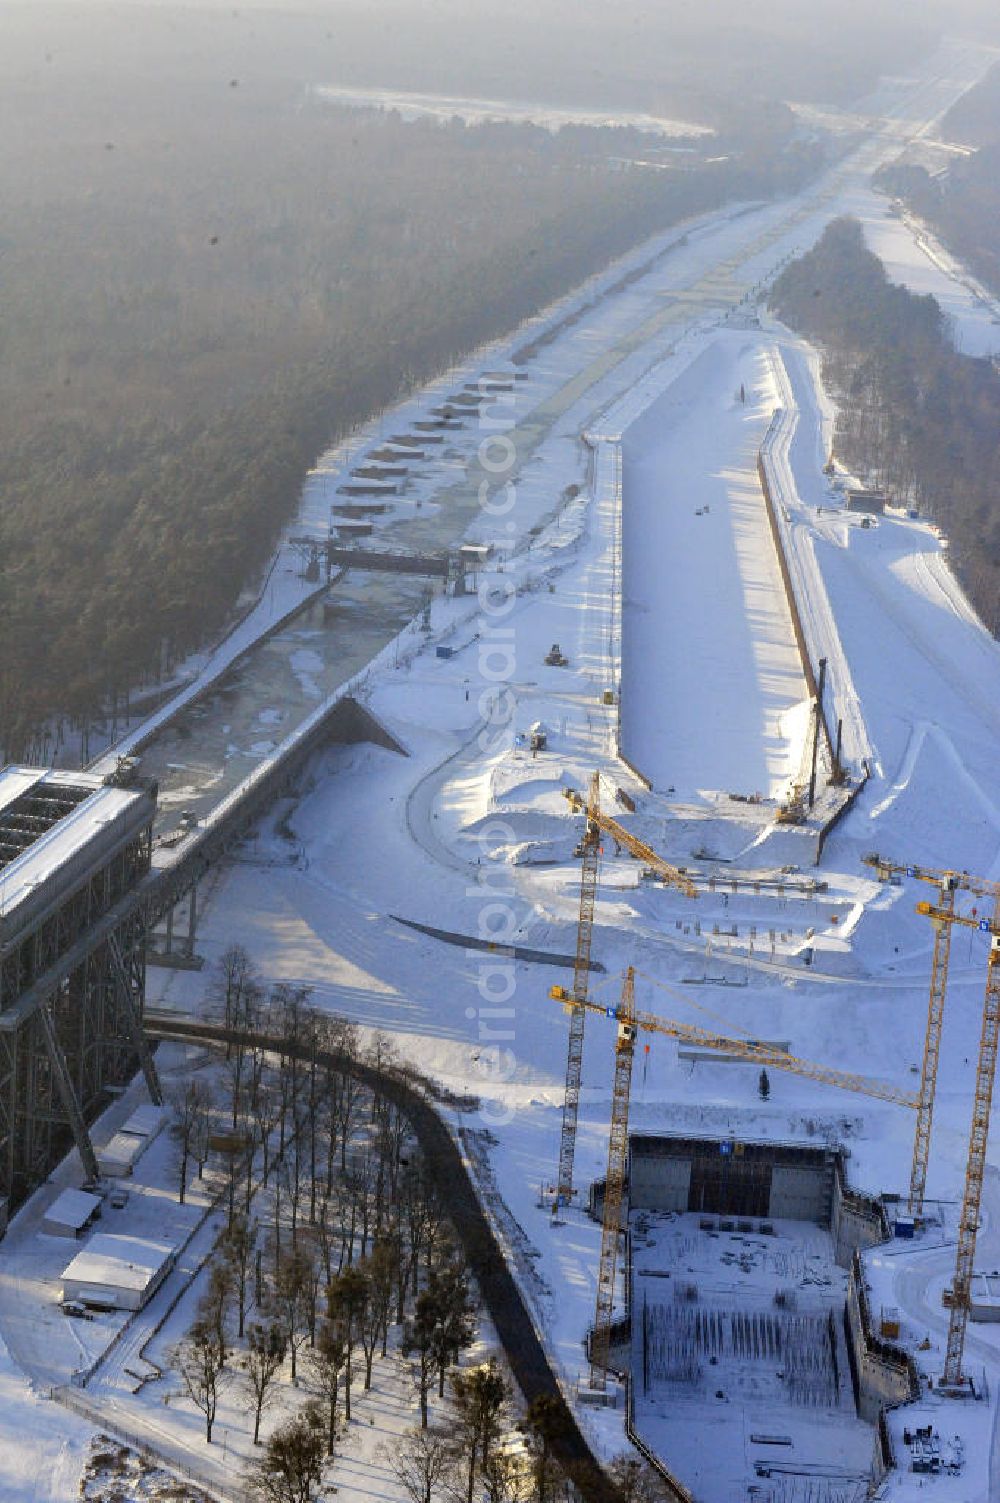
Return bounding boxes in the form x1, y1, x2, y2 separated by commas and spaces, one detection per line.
138, 574, 430, 831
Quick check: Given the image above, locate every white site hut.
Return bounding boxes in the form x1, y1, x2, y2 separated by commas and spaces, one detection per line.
61, 1234, 175, 1311
96, 1103, 166, 1177
42, 1188, 102, 1239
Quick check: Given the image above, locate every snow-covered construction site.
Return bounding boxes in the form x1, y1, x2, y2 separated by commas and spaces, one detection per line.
4, 31, 1000, 1503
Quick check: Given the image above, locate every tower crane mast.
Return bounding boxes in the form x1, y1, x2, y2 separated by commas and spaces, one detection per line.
563, 786, 698, 898
555, 774, 602, 1206
554, 777, 696, 1206
915, 898, 1000, 1388
589, 967, 636, 1386
864, 854, 1000, 1217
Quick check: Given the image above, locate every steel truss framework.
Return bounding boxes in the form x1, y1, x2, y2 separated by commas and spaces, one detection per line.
590, 967, 636, 1385
0, 821, 154, 1208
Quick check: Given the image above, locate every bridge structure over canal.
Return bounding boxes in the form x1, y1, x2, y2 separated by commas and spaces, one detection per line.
144, 690, 406, 963
289, 534, 465, 584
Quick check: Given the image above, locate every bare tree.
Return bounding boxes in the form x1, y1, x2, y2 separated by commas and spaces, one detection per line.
373, 1102, 409, 1231
522, 1395, 571, 1503
429, 1260, 476, 1398
346, 1147, 378, 1261
357, 1255, 386, 1390
387, 1427, 455, 1503
608, 1455, 676, 1503
169, 1078, 212, 1205
402, 1287, 437, 1430
252, 1074, 280, 1188
211, 944, 263, 1127
222, 1213, 257, 1339
224, 978, 264, 1130
278, 1151, 302, 1252
330, 1061, 365, 1177
368, 1235, 398, 1358
272, 983, 313, 1160
273, 1243, 314, 1385
221, 1132, 253, 1230
242, 1322, 288, 1448
242, 1320, 287, 1446
174, 1319, 228, 1443
211, 942, 257, 1039
199, 1256, 234, 1367
314, 1190, 349, 1291
402, 1162, 444, 1297
328, 1264, 368, 1423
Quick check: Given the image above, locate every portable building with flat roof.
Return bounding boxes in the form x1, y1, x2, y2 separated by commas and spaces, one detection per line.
61, 1233, 175, 1311
42, 1188, 103, 1238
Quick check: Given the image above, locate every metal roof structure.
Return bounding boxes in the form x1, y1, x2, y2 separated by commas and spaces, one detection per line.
0, 768, 151, 937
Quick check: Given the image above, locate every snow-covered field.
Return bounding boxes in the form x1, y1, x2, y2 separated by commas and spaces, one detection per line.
4, 33, 1000, 1503
620, 336, 807, 801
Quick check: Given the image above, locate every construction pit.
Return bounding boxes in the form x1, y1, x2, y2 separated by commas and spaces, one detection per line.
629, 1209, 873, 1502
615, 1133, 894, 1502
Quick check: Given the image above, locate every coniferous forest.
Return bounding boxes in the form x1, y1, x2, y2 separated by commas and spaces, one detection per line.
770, 217, 1000, 633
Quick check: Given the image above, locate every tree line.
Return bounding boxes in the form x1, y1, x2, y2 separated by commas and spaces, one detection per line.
769, 216, 1000, 631
164, 946, 669, 1503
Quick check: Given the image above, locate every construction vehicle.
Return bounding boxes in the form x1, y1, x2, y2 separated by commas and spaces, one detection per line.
545, 643, 569, 667
550, 969, 918, 1390
553, 777, 696, 1208
863, 854, 1000, 1218
914, 898, 1000, 1389
776, 784, 807, 824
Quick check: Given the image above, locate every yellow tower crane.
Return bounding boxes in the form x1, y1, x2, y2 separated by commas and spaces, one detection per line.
915, 898, 1000, 1390
587, 967, 637, 1383
863, 854, 1000, 1218
550, 971, 918, 1388
554, 778, 696, 1207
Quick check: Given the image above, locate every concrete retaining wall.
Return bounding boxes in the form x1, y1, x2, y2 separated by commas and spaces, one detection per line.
845, 1251, 919, 1423
757, 420, 829, 748
629, 1152, 692, 1213
831, 1158, 890, 1267
628, 1134, 834, 1223
769, 1162, 832, 1222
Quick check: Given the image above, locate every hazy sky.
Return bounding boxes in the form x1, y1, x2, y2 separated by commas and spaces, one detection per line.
0, 0, 986, 17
